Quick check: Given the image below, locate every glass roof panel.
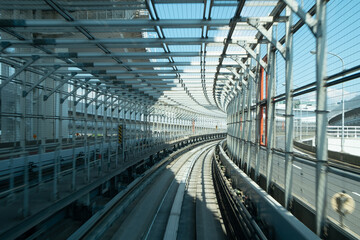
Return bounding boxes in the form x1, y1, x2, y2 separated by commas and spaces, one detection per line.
163, 28, 202, 38
0, 0, 299, 118
210, 6, 237, 19
156, 3, 204, 19
168, 45, 201, 52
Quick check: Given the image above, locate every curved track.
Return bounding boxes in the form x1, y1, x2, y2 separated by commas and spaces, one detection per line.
80, 141, 226, 240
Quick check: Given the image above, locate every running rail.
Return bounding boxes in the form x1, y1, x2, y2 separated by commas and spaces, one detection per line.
216, 140, 319, 240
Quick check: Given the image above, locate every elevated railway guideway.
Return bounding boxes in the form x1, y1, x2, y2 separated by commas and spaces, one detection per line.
0, 0, 360, 239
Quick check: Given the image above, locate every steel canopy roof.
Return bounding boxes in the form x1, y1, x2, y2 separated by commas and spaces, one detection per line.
0, 0, 285, 118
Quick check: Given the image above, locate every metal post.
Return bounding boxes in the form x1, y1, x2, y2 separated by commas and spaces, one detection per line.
246, 60, 254, 174
58, 82, 63, 183
20, 70, 29, 217
94, 95, 100, 177
235, 94, 241, 165
240, 75, 247, 169
315, 0, 328, 236
115, 99, 120, 168
266, 34, 276, 193
71, 88, 76, 191
38, 80, 45, 191
53, 146, 59, 201
284, 6, 295, 209
254, 68, 261, 181
300, 103, 302, 141
84, 88, 90, 183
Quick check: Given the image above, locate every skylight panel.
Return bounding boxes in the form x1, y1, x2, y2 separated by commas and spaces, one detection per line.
210, 6, 237, 20
153, 67, 174, 70
155, 3, 204, 19
177, 66, 202, 71
240, 5, 273, 17
225, 45, 246, 55
150, 58, 169, 62
232, 28, 258, 37
180, 74, 202, 78
204, 66, 217, 71
207, 29, 229, 38
146, 47, 165, 53
204, 57, 220, 64
172, 57, 201, 62
206, 46, 224, 54
168, 45, 201, 52
142, 31, 159, 39
163, 28, 202, 38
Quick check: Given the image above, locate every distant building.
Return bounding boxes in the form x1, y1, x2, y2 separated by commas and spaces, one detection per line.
328, 95, 360, 126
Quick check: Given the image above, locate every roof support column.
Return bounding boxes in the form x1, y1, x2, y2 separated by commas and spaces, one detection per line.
245, 59, 254, 175
314, 0, 328, 236
70, 87, 77, 191
235, 93, 241, 165
94, 93, 101, 176
84, 88, 90, 183
284, 0, 329, 235
254, 66, 261, 182
230, 100, 235, 159
240, 76, 247, 169
20, 69, 29, 217
265, 34, 276, 193
284, 6, 295, 210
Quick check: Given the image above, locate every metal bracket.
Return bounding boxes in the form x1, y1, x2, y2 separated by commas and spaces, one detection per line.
247, 18, 286, 58
85, 92, 101, 108
226, 67, 241, 79
44, 72, 77, 101
0, 55, 40, 90
23, 65, 60, 97
0, 41, 12, 53
282, 0, 318, 36
230, 56, 256, 80
99, 95, 112, 110
74, 86, 91, 106
61, 82, 83, 104
237, 41, 268, 70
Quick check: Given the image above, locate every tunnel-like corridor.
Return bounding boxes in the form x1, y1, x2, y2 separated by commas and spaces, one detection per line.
0, 1, 360, 239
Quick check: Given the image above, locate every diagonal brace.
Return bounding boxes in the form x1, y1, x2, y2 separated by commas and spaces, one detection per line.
0, 41, 12, 53
281, 0, 317, 36
44, 72, 77, 101
23, 66, 60, 97
86, 92, 101, 108
99, 95, 112, 110
226, 67, 241, 79
0, 55, 39, 90
247, 18, 286, 58
61, 83, 82, 104
230, 56, 256, 80
237, 41, 268, 70
74, 87, 91, 106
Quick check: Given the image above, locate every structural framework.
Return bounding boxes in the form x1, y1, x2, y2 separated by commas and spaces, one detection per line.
0, 0, 360, 239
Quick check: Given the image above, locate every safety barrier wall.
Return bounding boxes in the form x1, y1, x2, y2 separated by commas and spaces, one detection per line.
217, 140, 319, 240
293, 140, 360, 167
224, 138, 360, 239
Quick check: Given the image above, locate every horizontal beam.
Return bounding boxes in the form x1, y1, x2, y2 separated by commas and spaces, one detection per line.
30, 62, 240, 68
0, 19, 230, 28
0, 37, 246, 46
1, 52, 247, 59
0, 18, 282, 28
55, 69, 223, 75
